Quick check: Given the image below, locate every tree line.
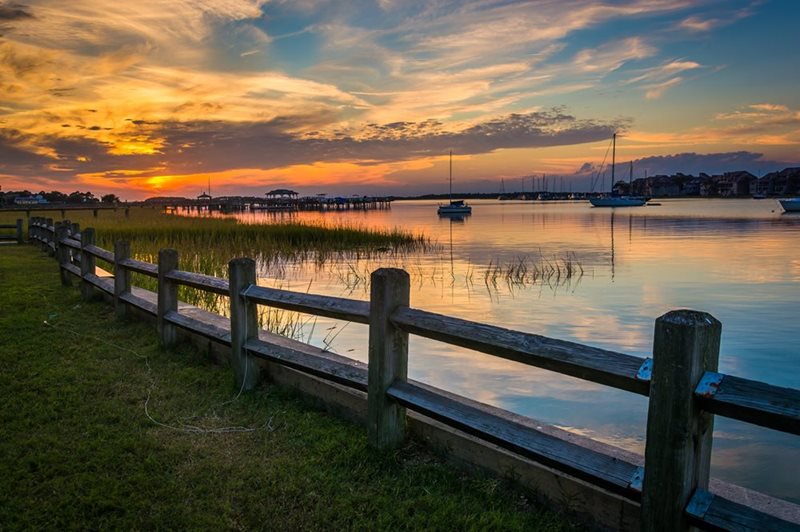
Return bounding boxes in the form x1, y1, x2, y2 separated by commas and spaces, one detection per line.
0, 189, 122, 206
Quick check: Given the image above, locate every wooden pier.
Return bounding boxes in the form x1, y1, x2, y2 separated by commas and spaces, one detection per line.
160, 196, 393, 214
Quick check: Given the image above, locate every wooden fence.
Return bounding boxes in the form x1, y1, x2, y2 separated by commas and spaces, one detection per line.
0, 218, 23, 244
28, 216, 800, 531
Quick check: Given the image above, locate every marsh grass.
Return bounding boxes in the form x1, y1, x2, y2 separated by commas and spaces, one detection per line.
0, 207, 425, 265
3, 207, 426, 326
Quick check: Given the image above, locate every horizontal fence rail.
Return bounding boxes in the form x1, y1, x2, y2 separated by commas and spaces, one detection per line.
391, 306, 651, 396
695, 372, 800, 435
28, 218, 800, 531
243, 285, 370, 324
166, 269, 229, 295
388, 379, 643, 499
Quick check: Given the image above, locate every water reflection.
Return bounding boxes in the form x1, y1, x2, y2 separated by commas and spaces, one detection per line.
187, 199, 799, 502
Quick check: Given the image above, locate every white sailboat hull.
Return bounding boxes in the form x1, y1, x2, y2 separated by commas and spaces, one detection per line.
438, 203, 472, 215
589, 196, 646, 207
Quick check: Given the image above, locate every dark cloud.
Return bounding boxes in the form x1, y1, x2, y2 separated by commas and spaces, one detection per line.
632, 151, 794, 176
0, 131, 50, 169
0, 3, 33, 21
0, 108, 624, 183
0, 129, 156, 181
148, 109, 623, 175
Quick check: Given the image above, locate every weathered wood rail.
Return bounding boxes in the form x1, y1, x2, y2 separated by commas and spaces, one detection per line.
1, 204, 127, 218
28, 216, 800, 531
0, 218, 23, 244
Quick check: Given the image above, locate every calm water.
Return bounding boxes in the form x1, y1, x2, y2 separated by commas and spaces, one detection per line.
210, 198, 800, 503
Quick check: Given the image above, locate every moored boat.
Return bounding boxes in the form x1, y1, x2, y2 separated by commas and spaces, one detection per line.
588, 135, 646, 208
778, 198, 800, 212
437, 199, 472, 215
438, 151, 472, 216
590, 196, 647, 207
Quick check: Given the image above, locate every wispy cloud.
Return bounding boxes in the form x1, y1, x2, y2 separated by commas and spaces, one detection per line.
644, 77, 684, 100
678, 4, 758, 33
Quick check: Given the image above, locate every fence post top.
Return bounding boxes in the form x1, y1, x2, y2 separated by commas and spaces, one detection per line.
158, 247, 177, 258
371, 267, 409, 279
229, 257, 255, 268
657, 309, 720, 328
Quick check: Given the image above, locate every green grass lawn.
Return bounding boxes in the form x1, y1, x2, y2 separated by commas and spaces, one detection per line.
0, 244, 574, 530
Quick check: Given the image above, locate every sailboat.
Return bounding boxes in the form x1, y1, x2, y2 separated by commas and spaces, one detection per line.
589, 134, 646, 207
438, 151, 472, 215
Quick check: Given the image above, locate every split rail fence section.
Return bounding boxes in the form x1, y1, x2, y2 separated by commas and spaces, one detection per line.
28, 217, 800, 531
0, 218, 23, 244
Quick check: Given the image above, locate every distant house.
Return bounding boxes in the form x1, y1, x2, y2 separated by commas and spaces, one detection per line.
646, 176, 680, 197
611, 180, 629, 195
14, 194, 48, 205
763, 167, 800, 195
683, 177, 707, 196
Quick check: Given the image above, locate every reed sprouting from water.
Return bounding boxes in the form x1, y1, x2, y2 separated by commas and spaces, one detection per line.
320, 250, 586, 296
481, 252, 584, 291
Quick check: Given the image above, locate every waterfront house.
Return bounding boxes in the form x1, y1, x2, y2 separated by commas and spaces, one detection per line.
646, 175, 681, 197
14, 194, 48, 205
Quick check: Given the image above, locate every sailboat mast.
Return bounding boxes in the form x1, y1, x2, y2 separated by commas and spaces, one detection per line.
449, 150, 453, 200
611, 133, 616, 184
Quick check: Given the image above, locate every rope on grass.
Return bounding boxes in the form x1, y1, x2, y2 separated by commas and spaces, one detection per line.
42, 312, 273, 435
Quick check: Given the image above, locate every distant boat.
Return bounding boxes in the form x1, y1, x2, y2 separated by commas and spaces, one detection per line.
591, 196, 648, 207
778, 198, 800, 212
438, 151, 472, 216
589, 134, 646, 208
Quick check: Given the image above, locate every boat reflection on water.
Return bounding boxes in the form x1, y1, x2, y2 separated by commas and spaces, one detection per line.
438, 211, 470, 223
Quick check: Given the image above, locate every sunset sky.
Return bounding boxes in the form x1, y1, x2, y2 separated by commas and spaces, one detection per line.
1, 0, 798, 199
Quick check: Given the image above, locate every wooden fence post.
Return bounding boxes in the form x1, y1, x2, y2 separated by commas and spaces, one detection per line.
114, 240, 131, 319
46, 218, 54, 255
80, 228, 96, 300
157, 248, 178, 347
41, 218, 50, 253
367, 268, 410, 449
16, 218, 22, 244
641, 310, 721, 531
55, 223, 71, 286
228, 258, 260, 391
69, 223, 80, 268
